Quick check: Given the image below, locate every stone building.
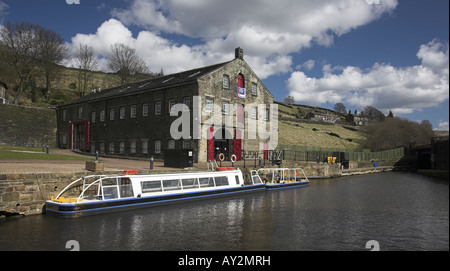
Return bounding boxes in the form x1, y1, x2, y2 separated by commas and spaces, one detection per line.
56, 48, 277, 163
0, 81, 8, 104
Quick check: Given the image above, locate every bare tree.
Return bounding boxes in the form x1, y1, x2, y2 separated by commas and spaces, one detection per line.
334, 103, 347, 114
36, 26, 69, 98
74, 44, 99, 97
0, 21, 41, 104
283, 95, 295, 105
107, 43, 149, 84
362, 106, 385, 122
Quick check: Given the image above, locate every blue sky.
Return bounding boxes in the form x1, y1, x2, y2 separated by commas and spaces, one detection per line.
1, 0, 448, 130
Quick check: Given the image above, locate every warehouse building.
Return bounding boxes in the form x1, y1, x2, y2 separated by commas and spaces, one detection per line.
56, 48, 277, 163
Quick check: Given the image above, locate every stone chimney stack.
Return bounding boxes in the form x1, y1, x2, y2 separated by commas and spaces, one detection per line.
235, 47, 244, 60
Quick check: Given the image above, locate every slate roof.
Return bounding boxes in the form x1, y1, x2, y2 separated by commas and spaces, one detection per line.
64, 61, 232, 106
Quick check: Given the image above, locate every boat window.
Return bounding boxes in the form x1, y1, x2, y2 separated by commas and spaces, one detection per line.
119, 177, 134, 198
214, 176, 229, 186
182, 178, 199, 190
102, 178, 117, 186
103, 186, 119, 199
141, 181, 162, 193
252, 175, 263, 184
199, 177, 215, 187
163, 179, 182, 191
235, 175, 240, 185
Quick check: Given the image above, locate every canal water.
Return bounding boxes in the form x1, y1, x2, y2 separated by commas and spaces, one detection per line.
0, 172, 448, 251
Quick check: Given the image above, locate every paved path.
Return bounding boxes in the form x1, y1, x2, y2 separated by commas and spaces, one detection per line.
0, 149, 265, 174
0, 149, 165, 174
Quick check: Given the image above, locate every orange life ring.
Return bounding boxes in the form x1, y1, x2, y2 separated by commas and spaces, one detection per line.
218, 153, 225, 161
230, 154, 237, 163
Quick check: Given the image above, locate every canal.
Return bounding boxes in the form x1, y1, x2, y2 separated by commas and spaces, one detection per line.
0, 172, 448, 251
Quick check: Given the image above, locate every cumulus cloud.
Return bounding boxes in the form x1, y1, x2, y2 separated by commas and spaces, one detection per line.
68, 19, 220, 74
107, 0, 398, 78
287, 39, 449, 115
0, 1, 8, 24
436, 120, 449, 131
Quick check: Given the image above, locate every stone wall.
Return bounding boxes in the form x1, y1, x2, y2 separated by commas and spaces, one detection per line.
0, 104, 57, 148
0, 172, 88, 216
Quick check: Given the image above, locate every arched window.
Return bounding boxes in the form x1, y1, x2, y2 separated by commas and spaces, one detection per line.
237, 74, 245, 89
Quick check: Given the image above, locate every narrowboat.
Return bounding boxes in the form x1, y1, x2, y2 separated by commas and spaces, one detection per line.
45, 168, 265, 218
255, 168, 310, 191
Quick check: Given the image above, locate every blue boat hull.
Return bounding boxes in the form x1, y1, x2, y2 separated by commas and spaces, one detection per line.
45, 184, 265, 218
265, 182, 309, 191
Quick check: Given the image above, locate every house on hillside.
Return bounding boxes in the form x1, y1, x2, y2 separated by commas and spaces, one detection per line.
0, 81, 12, 104
56, 48, 277, 163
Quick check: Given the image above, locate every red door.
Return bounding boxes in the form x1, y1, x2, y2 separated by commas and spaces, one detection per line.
234, 129, 242, 160
207, 126, 215, 162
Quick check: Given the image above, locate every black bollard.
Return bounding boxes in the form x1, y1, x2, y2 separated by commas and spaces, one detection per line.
46, 145, 49, 154
150, 155, 154, 170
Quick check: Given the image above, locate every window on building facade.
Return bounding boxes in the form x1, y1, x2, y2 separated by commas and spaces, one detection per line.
183, 140, 191, 149
264, 108, 269, 121
251, 106, 257, 119
99, 143, 105, 154
142, 139, 148, 154
143, 104, 149, 117
222, 102, 229, 115
78, 107, 83, 120
252, 83, 257, 96
109, 142, 114, 154
205, 97, 214, 112
183, 97, 190, 111
168, 140, 175, 150
155, 140, 161, 154
223, 75, 230, 89
91, 111, 96, 123
100, 110, 105, 122
63, 110, 67, 121
130, 139, 136, 154
110, 108, 115, 121
169, 100, 176, 113
155, 101, 162, 115
131, 105, 137, 118
119, 141, 125, 154
120, 107, 125, 119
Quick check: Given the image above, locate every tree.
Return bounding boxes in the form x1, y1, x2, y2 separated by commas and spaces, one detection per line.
74, 44, 99, 97
284, 95, 295, 105
334, 103, 347, 114
362, 106, 385, 122
36, 26, 69, 98
107, 43, 149, 84
0, 21, 42, 104
360, 117, 435, 150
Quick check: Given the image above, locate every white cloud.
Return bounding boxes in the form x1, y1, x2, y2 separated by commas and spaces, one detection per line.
0, 1, 8, 24
287, 40, 449, 115
108, 0, 398, 78
68, 19, 221, 74
436, 120, 449, 131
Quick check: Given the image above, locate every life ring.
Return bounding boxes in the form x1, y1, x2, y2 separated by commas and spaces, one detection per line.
218, 153, 225, 161
284, 170, 287, 176
295, 170, 299, 176
230, 154, 237, 163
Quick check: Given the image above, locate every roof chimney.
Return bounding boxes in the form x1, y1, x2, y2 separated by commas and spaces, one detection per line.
235, 47, 244, 60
